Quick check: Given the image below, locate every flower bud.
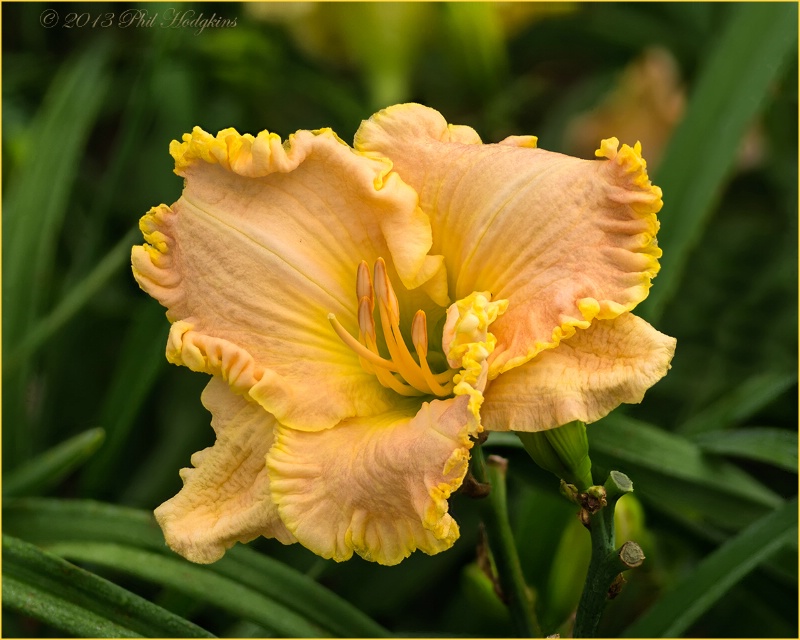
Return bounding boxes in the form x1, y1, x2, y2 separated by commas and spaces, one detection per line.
516, 420, 593, 490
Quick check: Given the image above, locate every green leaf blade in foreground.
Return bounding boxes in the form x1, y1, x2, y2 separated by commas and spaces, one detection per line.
639, 2, 798, 322
3, 428, 106, 498
623, 498, 798, 637
3, 498, 390, 638
2, 534, 214, 638
692, 428, 798, 473
46, 542, 324, 638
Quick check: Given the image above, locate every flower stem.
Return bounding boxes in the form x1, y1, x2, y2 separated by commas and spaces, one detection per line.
573, 471, 643, 638
471, 447, 543, 638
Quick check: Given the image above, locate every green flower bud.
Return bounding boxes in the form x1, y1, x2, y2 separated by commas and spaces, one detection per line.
516, 420, 593, 490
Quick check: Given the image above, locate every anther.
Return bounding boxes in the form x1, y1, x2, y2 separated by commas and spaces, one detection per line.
356, 260, 373, 305
373, 258, 400, 321
330, 258, 456, 398
411, 310, 428, 355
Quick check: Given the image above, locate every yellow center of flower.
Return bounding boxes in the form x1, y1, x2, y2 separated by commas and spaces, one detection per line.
328, 258, 457, 397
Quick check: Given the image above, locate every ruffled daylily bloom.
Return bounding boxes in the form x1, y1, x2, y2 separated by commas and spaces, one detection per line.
132, 103, 676, 566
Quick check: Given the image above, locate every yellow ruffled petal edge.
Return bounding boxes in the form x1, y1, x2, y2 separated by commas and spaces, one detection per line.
267, 396, 473, 566
482, 312, 676, 432
488, 137, 664, 378
442, 291, 509, 433
155, 378, 296, 564
595, 136, 664, 216
134, 210, 284, 407
171, 125, 346, 178
164, 125, 448, 303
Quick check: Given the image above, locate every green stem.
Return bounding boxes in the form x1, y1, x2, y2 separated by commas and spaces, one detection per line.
471, 447, 543, 637
573, 471, 643, 638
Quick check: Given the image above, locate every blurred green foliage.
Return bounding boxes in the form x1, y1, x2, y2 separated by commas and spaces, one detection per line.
2, 2, 797, 637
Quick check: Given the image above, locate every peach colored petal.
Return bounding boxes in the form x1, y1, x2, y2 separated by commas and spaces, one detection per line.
267, 396, 473, 566
132, 126, 447, 431
155, 378, 296, 564
355, 104, 663, 376
480, 313, 676, 432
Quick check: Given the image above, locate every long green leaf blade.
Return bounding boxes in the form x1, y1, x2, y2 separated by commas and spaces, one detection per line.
5, 229, 141, 370
587, 414, 781, 508
489, 415, 782, 510
623, 498, 798, 637
81, 303, 169, 495
692, 428, 798, 473
639, 2, 798, 321
3, 498, 390, 637
3, 39, 112, 465
3, 428, 106, 498
677, 371, 797, 436
2, 534, 214, 638
46, 542, 324, 638
219, 548, 391, 638
3, 38, 111, 354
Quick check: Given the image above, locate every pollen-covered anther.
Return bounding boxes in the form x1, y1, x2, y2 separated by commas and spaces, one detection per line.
411, 310, 428, 354
373, 258, 400, 322
331, 258, 456, 397
356, 261, 374, 306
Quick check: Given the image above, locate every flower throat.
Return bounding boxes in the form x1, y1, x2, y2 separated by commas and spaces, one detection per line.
328, 258, 455, 397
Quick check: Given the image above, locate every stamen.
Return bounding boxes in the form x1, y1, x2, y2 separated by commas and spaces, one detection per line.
371, 360, 426, 396
411, 310, 455, 396
377, 296, 432, 393
356, 260, 374, 305
357, 297, 377, 342
328, 313, 397, 372
373, 258, 400, 322
411, 310, 428, 354
330, 258, 457, 398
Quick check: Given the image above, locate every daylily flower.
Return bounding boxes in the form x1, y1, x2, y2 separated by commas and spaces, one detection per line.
132, 103, 675, 566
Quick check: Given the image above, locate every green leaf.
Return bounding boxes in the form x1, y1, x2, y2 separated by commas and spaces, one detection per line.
488, 418, 784, 533
3, 428, 106, 498
46, 542, 324, 638
2, 38, 112, 465
81, 303, 169, 495
2, 534, 213, 638
677, 371, 797, 436
692, 428, 797, 473
327, 3, 434, 109
623, 498, 798, 637
639, 2, 798, 321
443, 2, 507, 93
5, 229, 141, 370
3, 498, 390, 638
587, 414, 782, 509
211, 545, 391, 638
2, 38, 111, 355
